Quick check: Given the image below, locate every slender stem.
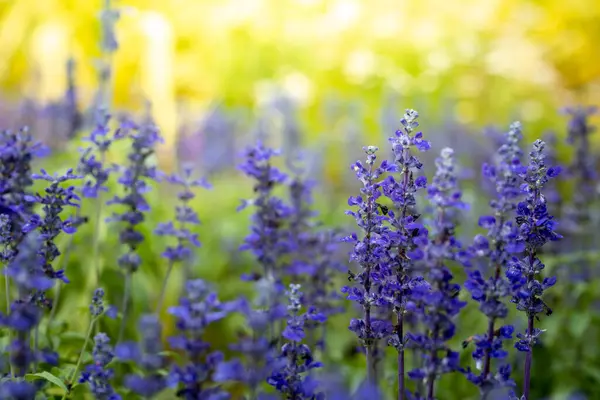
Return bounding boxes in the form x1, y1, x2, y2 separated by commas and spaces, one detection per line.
482, 318, 495, 379
364, 306, 377, 385
91, 153, 106, 289
33, 325, 39, 372
397, 310, 405, 400
4, 270, 14, 378
118, 272, 131, 343
4, 271, 9, 315
47, 235, 76, 346
523, 315, 534, 399
61, 318, 96, 400
155, 260, 174, 314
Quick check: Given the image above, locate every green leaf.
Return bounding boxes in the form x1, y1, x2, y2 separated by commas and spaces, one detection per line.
25, 371, 68, 392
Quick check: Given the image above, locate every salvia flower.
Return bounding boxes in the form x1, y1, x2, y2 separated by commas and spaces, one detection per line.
155, 167, 210, 263
507, 139, 561, 399
80, 332, 121, 400
464, 122, 526, 392
0, 380, 38, 400
115, 314, 167, 397
562, 106, 597, 231
167, 279, 230, 399
214, 281, 287, 396
286, 175, 344, 350
408, 148, 468, 399
342, 145, 396, 384
0, 127, 48, 267
108, 118, 162, 273
78, 109, 116, 199
238, 141, 291, 281
0, 127, 48, 217
379, 109, 430, 398
1, 232, 47, 377
267, 284, 325, 399
23, 168, 81, 284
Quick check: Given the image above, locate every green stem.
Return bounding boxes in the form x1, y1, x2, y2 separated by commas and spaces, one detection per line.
91, 154, 106, 290
4, 271, 15, 378
33, 325, 39, 372
118, 272, 132, 343
61, 318, 96, 400
155, 260, 174, 315
47, 236, 76, 348
4, 271, 9, 315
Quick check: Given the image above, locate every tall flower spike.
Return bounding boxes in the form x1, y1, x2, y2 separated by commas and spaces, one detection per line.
0, 127, 48, 267
562, 106, 597, 231
23, 169, 81, 285
407, 147, 469, 400
213, 283, 287, 397
342, 145, 396, 386
80, 332, 121, 400
287, 174, 345, 351
238, 141, 291, 280
1, 232, 47, 377
167, 279, 231, 399
115, 315, 167, 397
78, 109, 116, 199
0, 127, 49, 217
266, 284, 325, 399
155, 167, 210, 312
380, 108, 430, 400
238, 141, 291, 343
507, 139, 561, 400
463, 122, 526, 393
107, 118, 162, 340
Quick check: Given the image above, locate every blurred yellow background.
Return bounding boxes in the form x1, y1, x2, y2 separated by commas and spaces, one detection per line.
0, 0, 599, 146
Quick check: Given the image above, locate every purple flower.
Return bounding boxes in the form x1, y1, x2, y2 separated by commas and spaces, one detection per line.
115, 315, 166, 397
267, 284, 324, 399
408, 147, 468, 398
464, 122, 526, 393
344, 145, 394, 385
509, 139, 561, 399
22, 168, 81, 284
108, 118, 162, 273
155, 167, 209, 263
238, 141, 291, 280
80, 333, 121, 400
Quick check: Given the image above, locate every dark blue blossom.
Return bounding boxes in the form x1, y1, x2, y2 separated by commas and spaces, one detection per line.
108, 118, 161, 340
78, 109, 117, 199
238, 141, 291, 280
561, 106, 597, 230
167, 279, 230, 399
0, 127, 49, 217
115, 314, 167, 397
286, 175, 344, 350
342, 145, 397, 385
90, 288, 106, 318
23, 168, 81, 284
508, 139, 561, 399
408, 148, 468, 399
214, 282, 288, 396
79, 332, 121, 400
155, 167, 210, 263
378, 109, 430, 398
108, 118, 162, 273
266, 284, 325, 399
464, 122, 526, 392
0, 380, 38, 400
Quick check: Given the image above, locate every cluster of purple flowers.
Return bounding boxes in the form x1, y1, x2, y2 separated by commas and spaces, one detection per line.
0, 16, 589, 397
340, 111, 565, 400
